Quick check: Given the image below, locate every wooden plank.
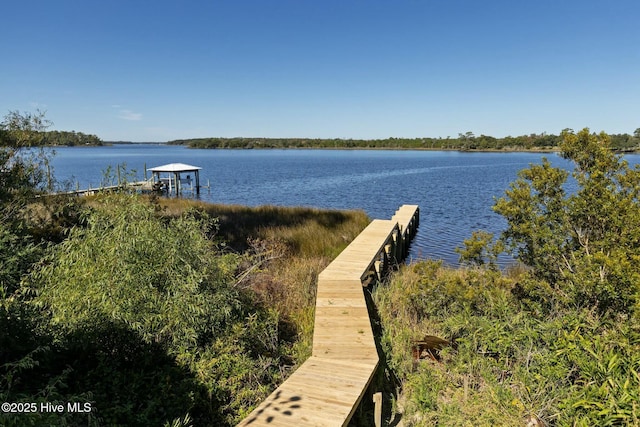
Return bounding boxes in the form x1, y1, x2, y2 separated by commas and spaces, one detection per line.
315, 286, 364, 296
312, 277, 377, 361
315, 300, 367, 308
237, 357, 378, 427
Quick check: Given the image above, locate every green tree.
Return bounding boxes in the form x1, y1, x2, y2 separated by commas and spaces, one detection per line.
0, 109, 51, 147
1, 110, 54, 216
0, 110, 98, 426
494, 128, 640, 315
0, 110, 54, 295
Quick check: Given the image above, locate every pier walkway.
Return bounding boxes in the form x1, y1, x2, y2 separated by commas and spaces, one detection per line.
55, 179, 155, 196
238, 205, 419, 427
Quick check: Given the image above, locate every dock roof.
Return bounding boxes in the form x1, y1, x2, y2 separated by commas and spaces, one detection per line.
147, 163, 202, 173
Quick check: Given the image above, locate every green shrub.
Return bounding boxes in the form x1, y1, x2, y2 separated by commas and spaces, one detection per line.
494, 128, 640, 317
18, 194, 295, 425
29, 193, 241, 351
376, 262, 640, 425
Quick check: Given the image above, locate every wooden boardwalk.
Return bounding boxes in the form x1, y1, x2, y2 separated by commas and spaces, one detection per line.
238, 205, 419, 427
54, 180, 155, 196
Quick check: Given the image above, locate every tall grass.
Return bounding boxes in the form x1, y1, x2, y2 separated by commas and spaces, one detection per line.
156, 198, 369, 255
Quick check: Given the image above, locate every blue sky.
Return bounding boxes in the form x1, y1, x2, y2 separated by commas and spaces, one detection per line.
2, 0, 639, 142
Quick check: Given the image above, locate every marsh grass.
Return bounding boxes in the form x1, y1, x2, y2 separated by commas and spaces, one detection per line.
374, 261, 535, 425
155, 198, 368, 253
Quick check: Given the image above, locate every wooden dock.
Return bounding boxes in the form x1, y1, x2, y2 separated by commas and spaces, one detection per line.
56, 179, 155, 196
54, 163, 207, 197
237, 205, 419, 427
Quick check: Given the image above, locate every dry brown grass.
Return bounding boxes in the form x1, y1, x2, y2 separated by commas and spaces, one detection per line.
154, 198, 369, 254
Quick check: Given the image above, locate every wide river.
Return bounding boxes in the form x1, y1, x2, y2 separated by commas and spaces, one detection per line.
48, 145, 639, 266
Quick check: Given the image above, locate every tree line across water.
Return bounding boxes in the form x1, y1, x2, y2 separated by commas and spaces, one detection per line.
2, 110, 639, 151
0, 111, 103, 146
40, 130, 103, 146
169, 129, 640, 151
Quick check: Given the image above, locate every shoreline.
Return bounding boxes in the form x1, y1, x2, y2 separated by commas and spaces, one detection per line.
38, 143, 640, 155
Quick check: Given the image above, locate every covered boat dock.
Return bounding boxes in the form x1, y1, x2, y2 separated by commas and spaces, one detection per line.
147, 163, 202, 195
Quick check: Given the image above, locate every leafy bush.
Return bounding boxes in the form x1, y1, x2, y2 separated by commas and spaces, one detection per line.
13, 194, 293, 425
30, 193, 240, 350
494, 128, 640, 316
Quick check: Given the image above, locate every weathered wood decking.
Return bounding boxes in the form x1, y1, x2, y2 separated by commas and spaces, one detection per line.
238, 205, 419, 427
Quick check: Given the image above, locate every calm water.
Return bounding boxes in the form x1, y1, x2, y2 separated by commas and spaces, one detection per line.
50, 145, 636, 265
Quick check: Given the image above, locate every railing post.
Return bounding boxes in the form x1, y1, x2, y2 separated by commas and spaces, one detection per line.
373, 392, 382, 427
374, 260, 382, 282
384, 243, 391, 265
393, 227, 402, 263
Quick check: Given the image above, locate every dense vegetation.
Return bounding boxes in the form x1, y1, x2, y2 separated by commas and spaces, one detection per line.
0, 111, 369, 426
375, 129, 640, 426
0, 110, 103, 147
40, 130, 103, 146
168, 129, 640, 152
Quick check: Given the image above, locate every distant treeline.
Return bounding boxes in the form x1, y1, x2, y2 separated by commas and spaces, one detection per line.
40, 130, 103, 146
169, 130, 640, 151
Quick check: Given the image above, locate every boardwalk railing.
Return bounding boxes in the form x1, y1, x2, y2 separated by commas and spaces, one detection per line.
238, 205, 419, 427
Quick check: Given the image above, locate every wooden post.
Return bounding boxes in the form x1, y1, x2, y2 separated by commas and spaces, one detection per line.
47, 164, 53, 191
392, 229, 398, 264
373, 392, 382, 427
374, 260, 382, 282
384, 243, 392, 274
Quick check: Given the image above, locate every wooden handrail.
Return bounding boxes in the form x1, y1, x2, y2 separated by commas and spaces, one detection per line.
237, 205, 419, 427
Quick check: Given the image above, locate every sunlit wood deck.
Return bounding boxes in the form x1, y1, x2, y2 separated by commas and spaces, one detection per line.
238, 205, 419, 427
